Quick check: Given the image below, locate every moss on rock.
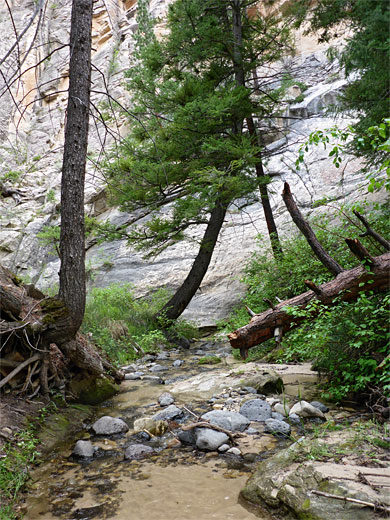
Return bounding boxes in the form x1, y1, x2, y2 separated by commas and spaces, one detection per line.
69, 373, 119, 405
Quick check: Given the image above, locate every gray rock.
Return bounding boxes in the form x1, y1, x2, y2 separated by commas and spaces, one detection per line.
218, 443, 230, 453
172, 360, 183, 367
156, 352, 170, 360
178, 429, 196, 445
152, 405, 183, 421
201, 410, 250, 432
241, 386, 258, 394
273, 403, 290, 417
240, 399, 272, 422
124, 373, 141, 380
124, 444, 154, 460
142, 354, 157, 362
246, 427, 259, 435
290, 401, 325, 419
288, 413, 302, 426
143, 375, 163, 383
272, 412, 286, 422
73, 440, 94, 457
264, 418, 291, 437
310, 401, 329, 413
242, 369, 284, 395
92, 416, 129, 435
195, 428, 229, 451
158, 392, 175, 407
149, 364, 167, 372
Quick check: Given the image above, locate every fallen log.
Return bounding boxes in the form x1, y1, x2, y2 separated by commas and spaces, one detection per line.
228, 252, 390, 358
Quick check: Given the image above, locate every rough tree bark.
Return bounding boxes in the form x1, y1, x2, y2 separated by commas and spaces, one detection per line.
228, 251, 390, 358
156, 201, 227, 322
59, 0, 92, 338
282, 182, 343, 276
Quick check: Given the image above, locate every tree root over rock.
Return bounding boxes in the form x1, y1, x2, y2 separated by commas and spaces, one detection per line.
0, 265, 123, 400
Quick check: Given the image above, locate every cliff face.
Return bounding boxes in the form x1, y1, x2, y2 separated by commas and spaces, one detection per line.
0, 1, 374, 325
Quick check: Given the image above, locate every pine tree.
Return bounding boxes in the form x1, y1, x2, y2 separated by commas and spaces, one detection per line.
107, 0, 293, 321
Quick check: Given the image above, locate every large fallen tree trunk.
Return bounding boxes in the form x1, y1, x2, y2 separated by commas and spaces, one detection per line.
228, 252, 390, 359
0, 265, 123, 397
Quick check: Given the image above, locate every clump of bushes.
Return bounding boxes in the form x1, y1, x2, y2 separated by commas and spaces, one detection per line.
82, 284, 198, 366
220, 203, 390, 401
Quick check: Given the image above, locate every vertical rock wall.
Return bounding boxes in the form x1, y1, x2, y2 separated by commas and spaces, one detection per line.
0, 1, 381, 325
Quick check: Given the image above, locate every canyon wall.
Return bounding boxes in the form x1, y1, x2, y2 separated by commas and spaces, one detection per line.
0, 1, 378, 326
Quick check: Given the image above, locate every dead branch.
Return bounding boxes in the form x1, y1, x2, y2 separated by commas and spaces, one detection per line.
310, 490, 390, 514
353, 210, 390, 251
0, 354, 41, 390
282, 182, 344, 276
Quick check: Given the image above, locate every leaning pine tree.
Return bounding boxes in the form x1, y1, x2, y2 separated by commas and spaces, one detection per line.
107, 0, 294, 322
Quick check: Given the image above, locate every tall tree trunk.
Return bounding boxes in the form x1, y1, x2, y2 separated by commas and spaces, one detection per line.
59, 0, 93, 338
246, 116, 283, 257
232, 1, 283, 257
156, 201, 227, 322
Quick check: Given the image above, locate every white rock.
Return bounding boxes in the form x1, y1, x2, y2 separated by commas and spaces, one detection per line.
289, 401, 325, 419
273, 403, 290, 417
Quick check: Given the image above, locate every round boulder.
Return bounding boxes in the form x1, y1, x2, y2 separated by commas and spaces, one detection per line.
201, 410, 250, 432
73, 440, 94, 457
264, 418, 291, 437
92, 416, 129, 435
195, 428, 229, 451
240, 399, 272, 422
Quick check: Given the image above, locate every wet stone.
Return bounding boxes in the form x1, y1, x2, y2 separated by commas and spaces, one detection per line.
195, 428, 229, 451
149, 364, 167, 373
227, 447, 241, 456
124, 373, 142, 381
172, 360, 183, 368
177, 429, 196, 446
124, 443, 154, 460
287, 413, 302, 426
218, 443, 230, 453
156, 352, 170, 360
73, 440, 94, 458
92, 416, 129, 435
272, 412, 286, 422
143, 375, 163, 383
152, 405, 183, 421
201, 410, 250, 432
246, 427, 259, 435
310, 401, 329, 413
240, 399, 272, 422
158, 392, 175, 406
264, 418, 291, 437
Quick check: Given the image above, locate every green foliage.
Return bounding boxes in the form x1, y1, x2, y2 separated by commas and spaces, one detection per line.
0, 171, 22, 184
105, 0, 293, 256
198, 356, 222, 365
291, 0, 390, 149
81, 284, 198, 365
0, 428, 39, 520
296, 119, 390, 192
220, 204, 390, 399
46, 189, 55, 202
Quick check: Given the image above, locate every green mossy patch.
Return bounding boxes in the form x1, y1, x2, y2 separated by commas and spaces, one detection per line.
69, 374, 119, 405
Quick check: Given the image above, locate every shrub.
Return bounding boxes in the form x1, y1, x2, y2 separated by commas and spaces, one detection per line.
220, 203, 389, 400
82, 284, 198, 365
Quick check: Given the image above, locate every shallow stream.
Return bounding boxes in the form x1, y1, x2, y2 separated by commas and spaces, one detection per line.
21, 340, 323, 520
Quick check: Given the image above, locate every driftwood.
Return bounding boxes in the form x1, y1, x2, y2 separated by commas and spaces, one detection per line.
310, 490, 390, 514
0, 265, 123, 397
354, 210, 390, 251
228, 252, 390, 358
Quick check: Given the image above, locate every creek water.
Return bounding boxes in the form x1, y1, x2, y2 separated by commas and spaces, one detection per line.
21, 341, 320, 520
